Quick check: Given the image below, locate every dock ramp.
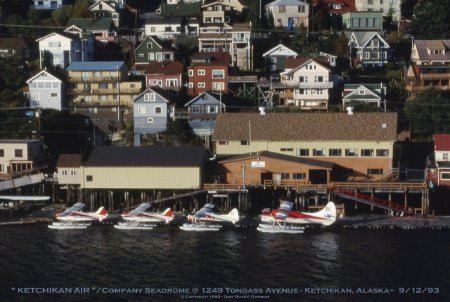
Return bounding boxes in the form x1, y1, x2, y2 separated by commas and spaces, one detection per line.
0, 173, 45, 191
331, 188, 412, 214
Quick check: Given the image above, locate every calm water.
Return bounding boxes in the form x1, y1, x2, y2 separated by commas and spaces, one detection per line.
0, 225, 449, 302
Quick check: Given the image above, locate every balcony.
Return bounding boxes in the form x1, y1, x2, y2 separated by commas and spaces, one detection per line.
282, 81, 333, 89
420, 73, 450, 80
68, 88, 142, 95
68, 76, 121, 83
405, 83, 449, 92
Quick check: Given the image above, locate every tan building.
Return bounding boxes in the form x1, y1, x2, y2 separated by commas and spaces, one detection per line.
215, 151, 335, 186
212, 112, 399, 180
0, 140, 45, 176
80, 146, 207, 189
56, 154, 81, 185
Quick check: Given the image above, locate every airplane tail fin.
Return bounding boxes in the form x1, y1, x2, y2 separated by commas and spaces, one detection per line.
228, 208, 240, 224
96, 206, 108, 221
315, 202, 336, 226
162, 208, 173, 217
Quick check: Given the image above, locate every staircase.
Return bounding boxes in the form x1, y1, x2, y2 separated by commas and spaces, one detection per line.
381, 168, 400, 182
331, 188, 411, 214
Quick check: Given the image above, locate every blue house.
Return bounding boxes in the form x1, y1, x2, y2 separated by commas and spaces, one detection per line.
133, 88, 175, 146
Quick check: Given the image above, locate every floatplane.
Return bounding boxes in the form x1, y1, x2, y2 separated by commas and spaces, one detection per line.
258, 200, 336, 234
115, 203, 174, 230
48, 202, 108, 229
180, 204, 240, 231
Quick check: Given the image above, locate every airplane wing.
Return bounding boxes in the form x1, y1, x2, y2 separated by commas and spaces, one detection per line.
128, 203, 151, 217
0, 196, 50, 201
194, 204, 214, 217
279, 200, 293, 211
59, 202, 85, 216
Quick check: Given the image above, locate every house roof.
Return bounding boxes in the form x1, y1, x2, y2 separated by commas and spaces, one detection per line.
89, 0, 116, 11
136, 35, 172, 52
160, 2, 201, 18
283, 57, 330, 76
136, 61, 184, 75
66, 61, 125, 71
212, 112, 398, 141
66, 18, 114, 30
83, 146, 207, 167
0, 139, 41, 144
262, 43, 298, 58
57, 154, 81, 168
434, 134, 450, 151
218, 151, 334, 169
36, 32, 75, 42
145, 16, 183, 25
414, 40, 450, 62
346, 31, 389, 48
267, 0, 308, 6
190, 52, 231, 66
26, 69, 64, 84
132, 87, 173, 104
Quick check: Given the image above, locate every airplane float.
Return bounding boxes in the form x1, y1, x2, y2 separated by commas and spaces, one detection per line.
115, 203, 174, 230
258, 200, 337, 234
180, 204, 240, 231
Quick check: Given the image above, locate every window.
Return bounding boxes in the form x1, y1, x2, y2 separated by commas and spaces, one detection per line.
218, 141, 228, 145
329, 149, 341, 156
345, 149, 358, 156
376, 149, 389, 157
368, 0, 373, 4
364, 52, 370, 59
297, 148, 309, 156
208, 106, 216, 113
240, 140, 250, 146
86, 175, 93, 182
298, 5, 305, 13
53, 82, 59, 88
188, 70, 193, 76
280, 148, 293, 152
359, 89, 365, 94
144, 93, 150, 101
166, 79, 178, 87
293, 173, 306, 180
367, 169, 383, 175
315, 76, 324, 82
212, 82, 224, 91
99, 83, 108, 89
48, 41, 61, 47
155, 107, 162, 114
51, 93, 58, 98
31, 93, 40, 100
71, 170, 76, 176
147, 118, 153, 123
299, 76, 306, 82
443, 153, 449, 160
151, 27, 156, 32
280, 172, 289, 180
313, 148, 325, 156
198, 69, 205, 76
361, 149, 374, 156
62, 171, 68, 176
137, 106, 146, 114
198, 82, 205, 88
279, 5, 286, 13
442, 172, 450, 180
0, 149, 4, 157
15, 149, 23, 158
147, 42, 153, 49
212, 70, 224, 78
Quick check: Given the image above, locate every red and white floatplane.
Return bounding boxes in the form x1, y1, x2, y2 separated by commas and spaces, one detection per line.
258, 200, 336, 234
115, 203, 174, 230
48, 202, 108, 229
180, 204, 240, 231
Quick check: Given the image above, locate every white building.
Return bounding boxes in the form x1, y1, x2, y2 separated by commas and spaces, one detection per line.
32, 0, 66, 10
36, 32, 94, 69
355, 0, 401, 22
266, 0, 309, 29
26, 69, 65, 111
280, 58, 333, 110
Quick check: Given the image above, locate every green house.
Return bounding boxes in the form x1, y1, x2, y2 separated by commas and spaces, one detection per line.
134, 36, 175, 65
342, 11, 383, 31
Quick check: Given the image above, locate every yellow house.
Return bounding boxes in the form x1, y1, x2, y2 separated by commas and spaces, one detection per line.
212, 112, 399, 180
66, 61, 143, 107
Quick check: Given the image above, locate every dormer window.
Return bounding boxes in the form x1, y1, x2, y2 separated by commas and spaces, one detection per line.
359, 89, 365, 94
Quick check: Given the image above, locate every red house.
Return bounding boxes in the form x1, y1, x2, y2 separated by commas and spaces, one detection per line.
135, 61, 184, 92
427, 134, 450, 187
188, 52, 230, 96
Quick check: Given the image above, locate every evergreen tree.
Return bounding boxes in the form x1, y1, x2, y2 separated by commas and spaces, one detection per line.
411, 0, 450, 39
